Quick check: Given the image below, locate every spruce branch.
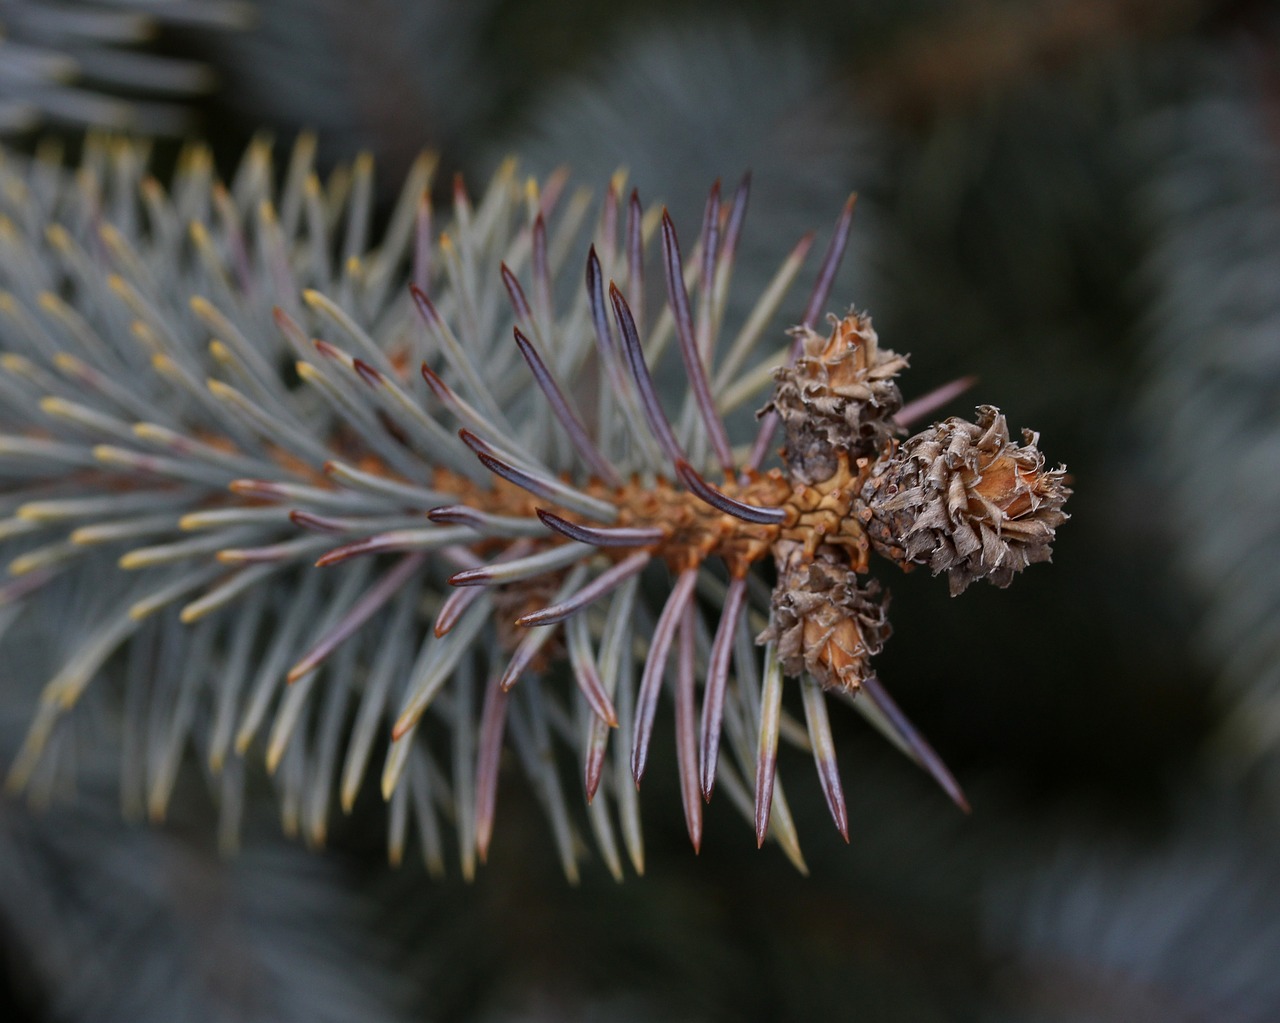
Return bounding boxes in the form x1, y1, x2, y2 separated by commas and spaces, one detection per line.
0, 133, 1069, 877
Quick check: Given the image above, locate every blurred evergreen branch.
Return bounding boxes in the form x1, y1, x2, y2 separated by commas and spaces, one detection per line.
0, 792, 415, 1023
1135, 54, 1280, 769
985, 793, 1280, 1022
0, 0, 250, 137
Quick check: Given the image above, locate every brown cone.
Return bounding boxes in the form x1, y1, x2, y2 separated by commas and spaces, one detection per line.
764, 310, 909, 485
860, 405, 1071, 595
759, 542, 892, 693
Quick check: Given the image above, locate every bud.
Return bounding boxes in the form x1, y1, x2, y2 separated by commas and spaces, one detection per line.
765, 310, 909, 484
759, 543, 892, 693
860, 406, 1071, 595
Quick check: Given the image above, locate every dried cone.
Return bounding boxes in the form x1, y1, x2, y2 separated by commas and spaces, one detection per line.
860, 405, 1071, 595
765, 310, 909, 484
760, 543, 892, 693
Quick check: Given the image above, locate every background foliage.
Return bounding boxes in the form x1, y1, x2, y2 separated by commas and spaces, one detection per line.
2, 0, 1278, 1019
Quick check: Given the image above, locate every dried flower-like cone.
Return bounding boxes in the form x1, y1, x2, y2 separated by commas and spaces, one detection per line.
765, 310, 909, 484
860, 405, 1071, 595
759, 543, 892, 693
